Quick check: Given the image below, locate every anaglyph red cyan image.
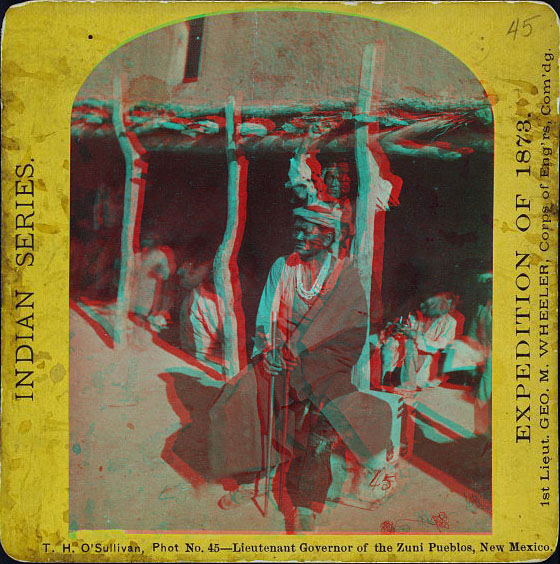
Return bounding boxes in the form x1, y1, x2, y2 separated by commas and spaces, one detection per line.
69, 11, 493, 536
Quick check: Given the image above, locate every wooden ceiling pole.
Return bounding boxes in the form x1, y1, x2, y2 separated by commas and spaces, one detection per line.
112, 74, 148, 346
351, 41, 387, 391
213, 95, 248, 377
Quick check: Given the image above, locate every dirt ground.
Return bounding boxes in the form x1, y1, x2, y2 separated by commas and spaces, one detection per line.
69, 306, 491, 534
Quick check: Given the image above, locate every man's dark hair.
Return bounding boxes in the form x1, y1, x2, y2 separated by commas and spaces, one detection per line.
182, 236, 218, 268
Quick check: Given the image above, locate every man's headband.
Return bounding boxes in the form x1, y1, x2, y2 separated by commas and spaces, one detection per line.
293, 204, 342, 230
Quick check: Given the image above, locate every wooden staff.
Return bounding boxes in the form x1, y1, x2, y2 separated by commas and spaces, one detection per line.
264, 314, 277, 516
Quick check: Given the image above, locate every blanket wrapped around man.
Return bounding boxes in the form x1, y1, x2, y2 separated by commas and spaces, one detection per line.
168, 257, 394, 484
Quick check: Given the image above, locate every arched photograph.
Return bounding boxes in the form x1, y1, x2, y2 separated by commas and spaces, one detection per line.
69, 11, 493, 534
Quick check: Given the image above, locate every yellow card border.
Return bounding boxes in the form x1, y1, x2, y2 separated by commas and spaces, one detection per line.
2, 1, 558, 561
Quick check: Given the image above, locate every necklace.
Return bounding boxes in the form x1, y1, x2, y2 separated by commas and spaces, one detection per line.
296, 254, 332, 302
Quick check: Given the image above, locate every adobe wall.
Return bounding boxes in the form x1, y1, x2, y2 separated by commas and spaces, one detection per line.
76, 11, 487, 108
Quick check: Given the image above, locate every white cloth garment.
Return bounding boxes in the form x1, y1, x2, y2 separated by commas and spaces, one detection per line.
382, 312, 457, 388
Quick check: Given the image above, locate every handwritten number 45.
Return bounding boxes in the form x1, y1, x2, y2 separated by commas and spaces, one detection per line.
507, 15, 540, 39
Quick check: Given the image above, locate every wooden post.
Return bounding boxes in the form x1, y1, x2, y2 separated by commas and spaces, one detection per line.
351, 41, 386, 390
213, 95, 248, 377
112, 74, 147, 345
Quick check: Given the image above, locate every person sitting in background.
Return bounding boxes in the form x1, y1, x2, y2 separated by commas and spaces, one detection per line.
380, 292, 458, 390
177, 244, 226, 375
469, 273, 492, 436
130, 233, 175, 332
322, 162, 354, 257
322, 162, 353, 216
92, 181, 123, 297
468, 273, 492, 402
440, 274, 491, 435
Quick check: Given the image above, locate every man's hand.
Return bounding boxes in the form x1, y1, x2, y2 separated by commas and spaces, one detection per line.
389, 322, 417, 339
398, 326, 418, 339
263, 348, 298, 376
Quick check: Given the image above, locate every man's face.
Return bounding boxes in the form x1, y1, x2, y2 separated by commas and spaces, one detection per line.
420, 296, 447, 318
292, 218, 332, 260
324, 168, 351, 200
178, 260, 212, 290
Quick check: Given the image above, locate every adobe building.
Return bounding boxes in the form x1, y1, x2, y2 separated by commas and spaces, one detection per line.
69, 11, 493, 531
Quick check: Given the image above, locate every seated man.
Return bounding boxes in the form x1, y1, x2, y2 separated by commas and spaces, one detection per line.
130, 233, 175, 332
468, 274, 492, 403
170, 203, 396, 532
380, 292, 458, 389
177, 255, 226, 375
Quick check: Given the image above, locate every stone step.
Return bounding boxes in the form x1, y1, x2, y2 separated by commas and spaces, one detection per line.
410, 385, 487, 442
